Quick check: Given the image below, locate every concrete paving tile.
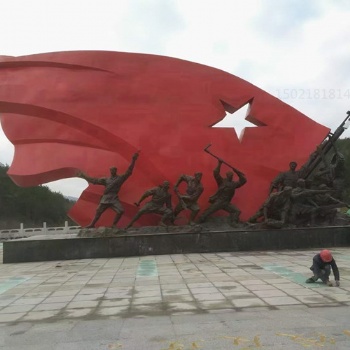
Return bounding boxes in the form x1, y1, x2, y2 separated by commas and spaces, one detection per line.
11, 298, 46, 305
212, 281, 241, 287
167, 302, 199, 312
132, 297, 163, 305
160, 284, 187, 290
162, 289, 191, 296
239, 279, 267, 285
245, 284, 278, 291
317, 288, 350, 295
240, 306, 275, 313
1, 291, 26, 298
193, 293, 226, 301
163, 295, 195, 302
188, 287, 219, 294
0, 301, 13, 307
100, 299, 130, 307
21, 310, 60, 321
262, 278, 290, 284
104, 293, 132, 299
135, 279, 162, 286
134, 285, 161, 292
38, 284, 62, 288
3, 288, 32, 294
231, 298, 267, 308
62, 281, 87, 286
43, 296, 74, 303
97, 306, 128, 316
55, 286, 84, 291
78, 288, 107, 294
274, 283, 307, 290
64, 308, 93, 318
133, 290, 161, 298
293, 295, 335, 304
22, 292, 52, 298
0, 295, 20, 302
204, 275, 233, 282
217, 284, 249, 291
0, 305, 35, 313
280, 288, 318, 296
187, 282, 214, 288
322, 294, 350, 302
33, 302, 67, 311
45, 279, 70, 284
71, 293, 103, 301
0, 313, 25, 323
170, 311, 199, 316
111, 280, 135, 286
198, 300, 233, 310
129, 303, 165, 314
182, 277, 208, 282
67, 301, 99, 309
88, 279, 113, 284
276, 304, 310, 311
106, 286, 133, 292
222, 291, 256, 299
253, 289, 288, 298
261, 296, 301, 306
226, 271, 254, 277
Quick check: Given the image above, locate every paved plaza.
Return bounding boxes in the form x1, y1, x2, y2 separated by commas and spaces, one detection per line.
0, 244, 350, 349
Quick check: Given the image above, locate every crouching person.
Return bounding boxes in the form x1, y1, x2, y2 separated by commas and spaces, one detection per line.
305, 249, 340, 287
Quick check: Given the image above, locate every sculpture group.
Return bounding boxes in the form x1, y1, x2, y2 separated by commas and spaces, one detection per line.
77, 112, 350, 230
77, 144, 248, 229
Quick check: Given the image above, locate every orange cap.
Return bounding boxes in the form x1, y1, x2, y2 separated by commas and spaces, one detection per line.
320, 249, 332, 262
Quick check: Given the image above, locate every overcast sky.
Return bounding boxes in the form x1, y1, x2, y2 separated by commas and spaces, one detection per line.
1, 0, 350, 197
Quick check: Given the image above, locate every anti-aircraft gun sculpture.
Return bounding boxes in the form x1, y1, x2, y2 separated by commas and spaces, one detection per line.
252, 111, 350, 228
299, 111, 350, 182
291, 111, 350, 226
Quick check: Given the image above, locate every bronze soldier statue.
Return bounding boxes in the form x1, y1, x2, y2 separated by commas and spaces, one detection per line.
198, 159, 247, 225
173, 172, 204, 225
126, 181, 173, 228
313, 184, 349, 225
269, 161, 299, 193
289, 178, 331, 226
248, 186, 293, 227
77, 152, 139, 228
329, 152, 346, 200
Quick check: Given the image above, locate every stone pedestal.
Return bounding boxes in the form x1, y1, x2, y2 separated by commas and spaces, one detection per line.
3, 225, 350, 263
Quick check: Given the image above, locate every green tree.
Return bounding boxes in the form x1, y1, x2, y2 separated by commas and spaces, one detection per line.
0, 164, 76, 229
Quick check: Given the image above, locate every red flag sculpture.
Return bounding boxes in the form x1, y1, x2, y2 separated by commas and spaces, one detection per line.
0, 51, 328, 227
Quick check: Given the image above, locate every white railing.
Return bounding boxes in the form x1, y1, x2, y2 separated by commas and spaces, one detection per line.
0, 221, 81, 240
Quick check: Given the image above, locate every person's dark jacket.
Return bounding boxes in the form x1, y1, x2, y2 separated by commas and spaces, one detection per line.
311, 253, 340, 282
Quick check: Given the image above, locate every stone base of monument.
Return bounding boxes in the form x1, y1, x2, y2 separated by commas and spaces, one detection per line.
3, 223, 350, 263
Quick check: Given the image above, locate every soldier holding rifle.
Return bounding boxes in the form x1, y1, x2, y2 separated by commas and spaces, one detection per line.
269, 161, 299, 193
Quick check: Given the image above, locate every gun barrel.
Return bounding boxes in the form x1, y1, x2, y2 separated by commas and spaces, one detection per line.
301, 111, 350, 179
